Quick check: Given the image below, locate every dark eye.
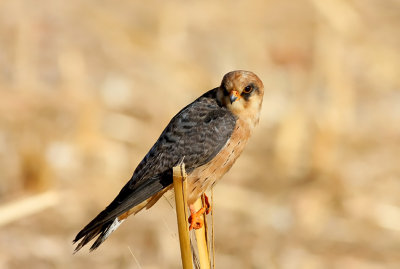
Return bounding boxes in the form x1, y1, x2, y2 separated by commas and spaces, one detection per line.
243, 85, 253, 94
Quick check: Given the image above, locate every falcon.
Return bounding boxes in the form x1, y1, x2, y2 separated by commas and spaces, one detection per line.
73, 70, 264, 252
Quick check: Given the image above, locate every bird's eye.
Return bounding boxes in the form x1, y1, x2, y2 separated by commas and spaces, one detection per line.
243, 85, 253, 94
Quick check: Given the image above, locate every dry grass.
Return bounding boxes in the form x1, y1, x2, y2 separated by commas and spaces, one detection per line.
0, 0, 400, 268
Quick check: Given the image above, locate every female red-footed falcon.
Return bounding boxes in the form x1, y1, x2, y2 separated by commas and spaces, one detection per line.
74, 70, 264, 252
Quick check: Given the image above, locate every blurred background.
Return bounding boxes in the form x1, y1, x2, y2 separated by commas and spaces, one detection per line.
0, 0, 400, 268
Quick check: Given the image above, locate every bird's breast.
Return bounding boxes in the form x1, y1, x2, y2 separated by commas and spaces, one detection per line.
186, 118, 252, 204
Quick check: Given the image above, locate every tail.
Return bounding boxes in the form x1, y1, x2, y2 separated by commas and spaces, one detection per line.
74, 218, 120, 252
73, 173, 172, 252
73, 204, 143, 253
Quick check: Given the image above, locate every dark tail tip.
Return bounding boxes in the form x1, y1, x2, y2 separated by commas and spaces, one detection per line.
73, 218, 123, 253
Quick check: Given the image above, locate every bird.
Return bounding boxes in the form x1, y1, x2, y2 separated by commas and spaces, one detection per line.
73, 70, 264, 252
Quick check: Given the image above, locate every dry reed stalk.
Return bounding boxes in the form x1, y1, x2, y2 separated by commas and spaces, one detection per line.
0, 191, 59, 227
172, 161, 193, 269
193, 195, 210, 269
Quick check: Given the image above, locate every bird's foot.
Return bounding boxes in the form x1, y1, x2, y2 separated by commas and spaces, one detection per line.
188, 205, 206, 231
188, 194, 211, 231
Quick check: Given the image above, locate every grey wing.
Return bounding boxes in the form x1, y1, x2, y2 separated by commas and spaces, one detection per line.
108, 94, 236, 212
73, 91, 236, 251
133, 95, 237, 184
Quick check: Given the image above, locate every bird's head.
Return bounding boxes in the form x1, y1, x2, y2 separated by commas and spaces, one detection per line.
217, 70, 264, 123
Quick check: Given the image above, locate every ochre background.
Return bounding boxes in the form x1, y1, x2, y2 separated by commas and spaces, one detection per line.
0, 0, 399, 268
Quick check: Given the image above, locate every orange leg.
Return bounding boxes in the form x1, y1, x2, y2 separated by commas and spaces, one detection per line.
203, 193, 211, 214
188, 193, 212, 231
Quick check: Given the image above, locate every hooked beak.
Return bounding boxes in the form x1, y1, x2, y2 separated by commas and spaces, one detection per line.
229, 90, 240, 104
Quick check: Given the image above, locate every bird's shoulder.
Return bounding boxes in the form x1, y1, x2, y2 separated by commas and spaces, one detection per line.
171, 88, 231, 125
130, 88, 237, 186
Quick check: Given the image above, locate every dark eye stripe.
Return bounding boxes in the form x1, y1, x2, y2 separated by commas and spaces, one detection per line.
221, 85, 229, 96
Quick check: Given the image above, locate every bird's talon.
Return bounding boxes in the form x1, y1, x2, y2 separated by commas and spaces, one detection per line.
188, 206, 206, 230
188, 194, 212, 231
